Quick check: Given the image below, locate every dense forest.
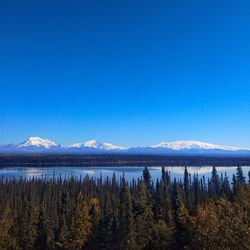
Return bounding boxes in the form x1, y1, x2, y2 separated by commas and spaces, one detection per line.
1, 154, 250, 167
0, 166, 250, 250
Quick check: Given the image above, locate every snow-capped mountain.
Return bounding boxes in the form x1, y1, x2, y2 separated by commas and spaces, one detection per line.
0, 137, 249, 155
0, 137, 60, 153
69, 139, 127, 150
150, 140, 245, 151
126, 140, 250, 155
19, 137, 57, 149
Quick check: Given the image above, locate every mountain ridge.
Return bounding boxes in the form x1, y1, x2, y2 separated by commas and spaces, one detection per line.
0, 137, 249, 155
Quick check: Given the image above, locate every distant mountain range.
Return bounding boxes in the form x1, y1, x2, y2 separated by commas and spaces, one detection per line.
0, 137, 250, 155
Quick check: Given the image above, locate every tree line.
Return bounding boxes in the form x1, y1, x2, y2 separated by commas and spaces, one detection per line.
0, 166, 249, 249
1, 154, 250, 167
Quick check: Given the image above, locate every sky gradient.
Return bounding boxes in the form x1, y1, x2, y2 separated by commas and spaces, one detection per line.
1, 0, 250, 147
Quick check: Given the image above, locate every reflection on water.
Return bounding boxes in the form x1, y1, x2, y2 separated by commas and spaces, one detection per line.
0, 166, 249, 183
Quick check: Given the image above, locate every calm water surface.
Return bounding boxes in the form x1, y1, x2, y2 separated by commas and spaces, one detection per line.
0, 166, 249, 183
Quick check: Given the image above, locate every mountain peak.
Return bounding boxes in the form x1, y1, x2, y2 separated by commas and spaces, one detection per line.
19, 137, 57, 148
83, 139, 127, 150
151, 140, 244, 151
69, 139, 127, 150
84, 139, 99, 148
1, 137, 249, 154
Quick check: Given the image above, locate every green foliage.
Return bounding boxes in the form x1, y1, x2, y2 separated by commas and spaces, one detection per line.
184, 166, 190, 208
0, 202, 17, 250
118, 181, 135, 250
153, 219, 174, 249
210, 166, 221, 196
191, 198, 250, 249
35, 208, 48, 250
70, 194, 92, 249
134, 180, 154, 249
97, 190, 114, 249
236, 165, 246, 185
0, 166, 249, 249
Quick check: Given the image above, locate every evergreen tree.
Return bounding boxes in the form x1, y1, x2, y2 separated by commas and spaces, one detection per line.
88, 197, 101, 250
172, 179, 191, 249
111, 216, 119, 250
153, 219, 174, 249
97, 190, 114, 249
154, 179, 164, 220
0, 202, 16, 250
134, 180, 154, 249
118, 182, 135, 250
18, 201, 38, 250
55, 192, 71, 249
161, 166, 166, 182
192, 173, 200, 207
25, 206, 39, 250
236, 165, 246, 185
143, 166, 151, 189
191, 198, 250, 249
0, 167, 249, 249
183, 166, 190, 208
70, 194, 92, 249
35, 207, 48, 250
211, 166, 220, 196
221, 173, 231, 198
232, 174, 237, 192
165, 170, 171, 185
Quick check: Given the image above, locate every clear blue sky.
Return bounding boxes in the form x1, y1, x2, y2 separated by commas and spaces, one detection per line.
1, 0, 250, 147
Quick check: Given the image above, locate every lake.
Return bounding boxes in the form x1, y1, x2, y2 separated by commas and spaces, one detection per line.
0, 166, 249, 183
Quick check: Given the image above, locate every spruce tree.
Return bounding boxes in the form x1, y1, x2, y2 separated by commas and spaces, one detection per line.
211, 166, 220, 196
0, 166, 249, 249
236, 165, 246, 185
0, 202, 16, 249
70, 194, 92, 249
232, 174, 237, 190
184, 166, 190, 207
153, 219, 174, 249
97, 190, 114, 249
35, 207, 48, 250
55, 192, 71, 249
89, 197, 101, 249
192, 173, 200, 207
172, 180, 191, 249
24, 205, 39, 250
111, 216, 119, 250
143, 166, 152, 189
155, 179, 165, 220
221, 173, 231, 198
134, 180, 154, 249
118, 182, 135, 250
161, 166, 166, 182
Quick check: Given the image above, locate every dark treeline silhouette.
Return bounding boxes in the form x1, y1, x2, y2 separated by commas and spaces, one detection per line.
1, 154, 250, 167
0, 166, 249, 249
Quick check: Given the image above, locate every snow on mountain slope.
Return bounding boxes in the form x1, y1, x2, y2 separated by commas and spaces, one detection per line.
0, 137, 249, 154
150, 140, 247, 151
19, 137, 57, 148
69, 139, 127, 150
101, 142, 127, 150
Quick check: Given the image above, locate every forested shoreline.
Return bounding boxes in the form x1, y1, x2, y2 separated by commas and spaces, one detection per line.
0, 166, 249, 249
1, 154, 250, 167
